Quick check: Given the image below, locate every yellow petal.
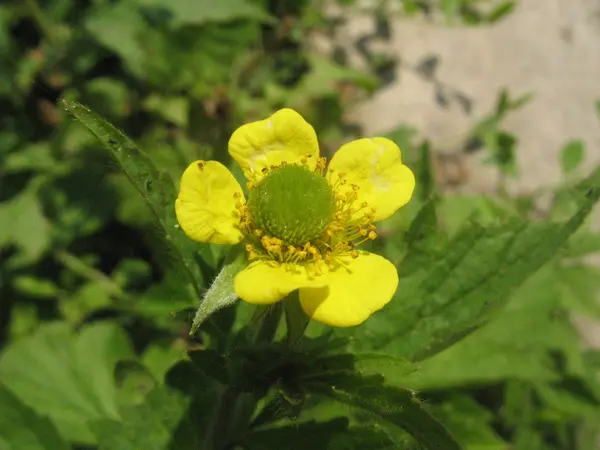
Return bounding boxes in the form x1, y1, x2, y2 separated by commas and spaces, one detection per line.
228, 108, 319, 176
235, 261, 328, 305
175, 160, 244, 244
328, 137, 415, 221
299, 252, 398, 327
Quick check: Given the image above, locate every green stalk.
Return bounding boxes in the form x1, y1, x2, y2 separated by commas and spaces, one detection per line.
202, 303, 283, 450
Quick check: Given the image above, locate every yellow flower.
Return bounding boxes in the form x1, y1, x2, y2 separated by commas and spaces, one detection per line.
176, 109, 415, 327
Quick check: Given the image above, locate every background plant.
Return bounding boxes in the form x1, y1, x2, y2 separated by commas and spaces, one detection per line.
1, 1, 599, 449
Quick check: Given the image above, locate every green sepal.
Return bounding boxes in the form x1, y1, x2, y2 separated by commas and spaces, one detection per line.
190, 246, 247, 335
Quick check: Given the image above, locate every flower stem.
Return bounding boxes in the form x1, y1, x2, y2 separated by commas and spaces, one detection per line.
203, 303, 283, 450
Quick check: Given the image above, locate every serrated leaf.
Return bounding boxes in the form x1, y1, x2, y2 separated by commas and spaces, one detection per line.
60, 99, 203, 297
399, 265, 583, 390
560, 140, 585, 174
246, 418, 397, 449
306, 374, 462, 450
344, 166, 600, 361
0, 322, 134, 444
0, 384, 69, 450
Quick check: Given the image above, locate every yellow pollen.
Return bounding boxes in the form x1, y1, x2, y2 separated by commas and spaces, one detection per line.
236, 154, 381, 267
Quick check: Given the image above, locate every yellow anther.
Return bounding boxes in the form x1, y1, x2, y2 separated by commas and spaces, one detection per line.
352, 184, 360, 191
359, 228, 368, 237
361, 202, 369, 208
197, 161, 205, 171
368, 231, 377, 240
247, 181, 256, 190
233, 192, 241, 198
245, 244, 253, 252
287, 245, 296, 254
351, 250, 359, 259
253, 229, 263, 237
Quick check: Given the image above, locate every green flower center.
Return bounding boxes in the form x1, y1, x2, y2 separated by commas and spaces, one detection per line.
248, 165, 334, 245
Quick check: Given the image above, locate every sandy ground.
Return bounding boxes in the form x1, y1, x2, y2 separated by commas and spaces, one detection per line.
336, 0, 600, 346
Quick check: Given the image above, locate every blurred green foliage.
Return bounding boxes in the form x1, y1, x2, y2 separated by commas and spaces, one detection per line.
1, 1, 600, 449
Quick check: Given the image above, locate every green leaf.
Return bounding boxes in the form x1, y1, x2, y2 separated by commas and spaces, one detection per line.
560, 140, 585, 174
84, 77, 131, 119
0, 383, 69, 450
0, 322, 134, 444
60, 99, 203, 296
3, 142, 58, 173
558, 265, 600, 320
0, 188, 50, 261
284, 292, 311, 348
12, 276, 59, 298
430, 395, 508, 450
353, 353, 417, 386
90, 388, 189, 450
345, 166, 600, 361
399, 265, 583, 390
287, 55, 378, 106
441, 0, 461, 24
487, 1, 516, 23
59, 282, 112, 323
135, 0, 273, 26
306, 375, 462, 450
142, 94, 189, 127
142, 344, 186, 382
246, 419, 397, 449
564, 230, 600, 257
85, 2, 146, 72
190, 250, 246, 335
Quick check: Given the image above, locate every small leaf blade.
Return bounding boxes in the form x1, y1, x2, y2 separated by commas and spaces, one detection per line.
560, 140, 585, 174
60, 99, 203, 296
190, 251, 246, 335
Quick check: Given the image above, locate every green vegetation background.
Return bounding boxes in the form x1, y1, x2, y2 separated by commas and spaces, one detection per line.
1, 1, 600, 449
